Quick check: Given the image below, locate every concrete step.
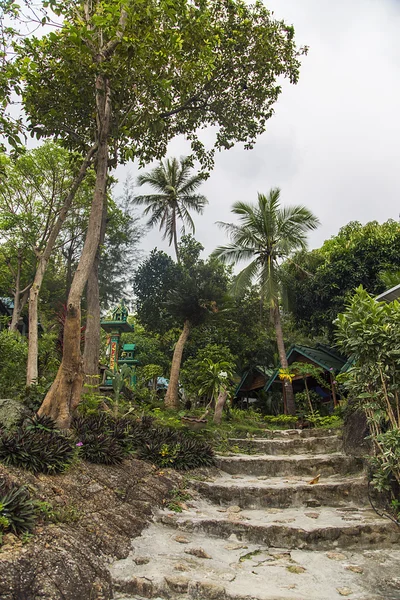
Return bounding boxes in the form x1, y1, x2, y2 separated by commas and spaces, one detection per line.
228, 435, 342, 455
158, 500, 400, 551
215, 453, 363, 478
231, 427, 339, 440
111, 522, 400, 600
192, 473, 368, 509
260, 427, 339, 439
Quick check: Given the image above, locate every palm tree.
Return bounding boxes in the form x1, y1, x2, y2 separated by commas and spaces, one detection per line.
213, 188, 320, 415
133, 156, 208, 261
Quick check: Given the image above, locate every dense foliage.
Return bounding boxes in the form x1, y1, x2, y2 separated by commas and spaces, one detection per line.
284, 220, 400, 338
336, 287, 400, 514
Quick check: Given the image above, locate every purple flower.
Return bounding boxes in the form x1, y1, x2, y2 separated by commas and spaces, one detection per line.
329, 368, 333, 371
333, 380, 337, 385
76, 442, 83, 447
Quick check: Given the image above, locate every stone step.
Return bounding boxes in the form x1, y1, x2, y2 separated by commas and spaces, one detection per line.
228, 435, 341, 455
158, 500, 400, 551
111, 523, 400, 600
215, 453, 363, 478
192, 473, 368, 509
261, 428, 339, 439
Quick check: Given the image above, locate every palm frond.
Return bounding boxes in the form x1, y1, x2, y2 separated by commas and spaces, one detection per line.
231, 258, 260, 295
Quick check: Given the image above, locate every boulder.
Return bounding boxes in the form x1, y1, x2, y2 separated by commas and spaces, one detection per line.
0, 398, 31, 430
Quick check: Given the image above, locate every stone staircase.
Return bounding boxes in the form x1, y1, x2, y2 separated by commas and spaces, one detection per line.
111, 428, 400, 600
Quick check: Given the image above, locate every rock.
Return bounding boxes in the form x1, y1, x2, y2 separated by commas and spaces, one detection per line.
273, 518, 295, 523
305, 512, 320, 519
231, 475, 244, 479
174, 535, 190, 544
0, 398, 30, 429
227, 505, 241, 513
190, 581, 226, 599
337, 587, 353, 596
327, 552, 347, 561
305, 499, 321, 508
286, 565, 306, 574
133, 556, 150, 565
270, 551, 291, 560
345, 565, 363, 574
224, 543, 248, 551
174, 563, 188, 572
126, 576, 154, 597
86, 483, 104, 494
185, 547, 212, 559
164, 576, 189, 593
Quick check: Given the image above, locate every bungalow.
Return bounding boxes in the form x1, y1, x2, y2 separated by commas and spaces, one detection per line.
235, 365, 274, 407
265, 344, 348, 412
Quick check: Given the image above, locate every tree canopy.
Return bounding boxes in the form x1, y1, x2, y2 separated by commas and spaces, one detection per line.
283, 219, 400, 338
15, 0, 306, 167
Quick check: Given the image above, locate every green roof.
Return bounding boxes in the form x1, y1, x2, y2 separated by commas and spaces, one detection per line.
264, 344, 347, 392
235, 365, 274, 395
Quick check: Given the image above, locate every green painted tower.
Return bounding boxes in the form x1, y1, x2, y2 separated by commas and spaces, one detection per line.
100, 300, 138, 387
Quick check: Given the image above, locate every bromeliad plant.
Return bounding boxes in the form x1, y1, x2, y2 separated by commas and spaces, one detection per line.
336, 287, 400, 514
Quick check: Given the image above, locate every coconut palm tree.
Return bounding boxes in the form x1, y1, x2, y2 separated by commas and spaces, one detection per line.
133, 156, 208, 262
213, 188, 320, 415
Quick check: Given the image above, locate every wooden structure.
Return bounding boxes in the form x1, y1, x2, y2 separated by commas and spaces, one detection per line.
235, 366, 274, 406
265, 344, 348, 412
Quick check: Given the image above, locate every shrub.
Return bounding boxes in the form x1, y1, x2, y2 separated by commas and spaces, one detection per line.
0, 483, 36, 536
24, 414, 57, 432
71, 413, 131, 464
70, 412, 215, 470
76, 433, 127, 465
0, 425, 75, 474
135, 431, 214, 470
264, 415, 298, 427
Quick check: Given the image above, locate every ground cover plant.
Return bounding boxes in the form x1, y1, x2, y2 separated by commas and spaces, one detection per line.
0, 482, 36, 539
0, 415, 75, 474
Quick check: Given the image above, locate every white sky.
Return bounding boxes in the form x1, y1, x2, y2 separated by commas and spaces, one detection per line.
117, 0, 400, 260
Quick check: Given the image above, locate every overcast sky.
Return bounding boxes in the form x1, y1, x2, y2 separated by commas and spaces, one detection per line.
115, 0, 400, 261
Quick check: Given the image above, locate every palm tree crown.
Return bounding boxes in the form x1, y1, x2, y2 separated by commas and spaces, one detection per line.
133, 156, 208, 261
213, 188, 320, 416
213, 188, 320, 302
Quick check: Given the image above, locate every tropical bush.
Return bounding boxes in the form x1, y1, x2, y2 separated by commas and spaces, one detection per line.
336, 287, 400, 514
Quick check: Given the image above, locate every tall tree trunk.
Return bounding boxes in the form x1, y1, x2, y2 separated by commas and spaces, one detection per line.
38, 74, 111, 428
26, 145, 96, 386
9, 251, 30, 332
172, 206, 179, 263
165, 319, 190, 410
213, 388, 228, 424
82, 199, 107, 390
272, 301, 296, 415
